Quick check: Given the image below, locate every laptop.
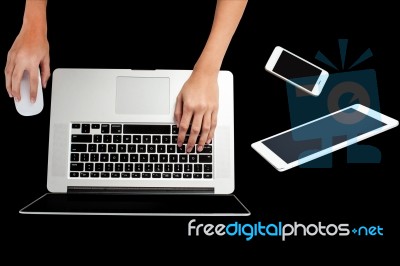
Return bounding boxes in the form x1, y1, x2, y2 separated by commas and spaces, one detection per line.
20, 69, 250, 216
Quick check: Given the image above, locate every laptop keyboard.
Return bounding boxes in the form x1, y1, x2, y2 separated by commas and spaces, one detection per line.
69, 123, 213, 179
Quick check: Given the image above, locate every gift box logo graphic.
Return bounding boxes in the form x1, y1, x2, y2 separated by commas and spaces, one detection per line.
286, 39, 381, 168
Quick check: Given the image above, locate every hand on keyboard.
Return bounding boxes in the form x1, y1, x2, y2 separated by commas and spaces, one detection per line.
174, 70, 219, 153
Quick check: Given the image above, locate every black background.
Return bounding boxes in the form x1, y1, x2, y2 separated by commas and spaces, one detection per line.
1, 1, 398, 260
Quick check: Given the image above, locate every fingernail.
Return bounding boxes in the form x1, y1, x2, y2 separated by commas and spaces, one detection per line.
197, 145, 203, 152
206, 139, 211, 144
177, 142, 182, 147
43, 82, 47, 89
186, 147, 192, 153
8, 93, 12, 98
15, 97, 20, 102
30, 98, 36, 103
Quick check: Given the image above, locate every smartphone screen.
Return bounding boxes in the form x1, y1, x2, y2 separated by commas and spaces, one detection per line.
272, 50, 322, 92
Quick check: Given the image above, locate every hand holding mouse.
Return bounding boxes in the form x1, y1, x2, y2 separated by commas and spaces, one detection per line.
14, 70, 44, 116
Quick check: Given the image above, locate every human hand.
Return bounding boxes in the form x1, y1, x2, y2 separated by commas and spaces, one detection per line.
174, 70, 219, 153
5, 26, 50, 102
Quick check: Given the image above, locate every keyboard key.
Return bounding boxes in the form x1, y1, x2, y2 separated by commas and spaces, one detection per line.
173, 173, 182, 178
162, 136, 171, 143
145, 164, 153, 172
193, 174, 202, 179
123, 135, 131, 143
172, 135, 178, 143
130, 154, 138, 162
108, 144, 116, 152
204, 174, 212, 179
140, 154, 148, 162
169, 155, 178, 163
194, 164, 202, 172
80, 153, 89, 162
80, 172, 89, 178
142, 173, 151, 178
162, 173, 171, 178
113, 135, 121, 143
135, 164, 143, 172
115, 163, 123, 171
90, 172, 99, 178
167, 145, 175, 153
199, 155, 212, 163
82, 124, 90, 133
155, 164, 163, 172
88, 144, 97, 152
103, 135, 112, 143
90, 154, 99, 162
164, 164, 173, 172
143, 135, 151, 143
152, 173, 161, 178
91, 124, 100, 129
160, 154, 168, 162
157, 145, 166, 153
121, 173, 130, 178
70, 153, 79, 161
95, 163, 103, 171
177, 145, 185, 153
100, 154, 109, 162
179, 155, 188, 163
111, 173, 120, 178
138, 145, 146, 153
124, 125, 170, 134
71, 144, 86, 152
152, 135, 161, 143
189, 155, 197, 163
184, 164, 192, 172
150, 154, 158, 162
198, 145, 212, 153
85, 163, 93, 171
94, 135, 102, 143
71, 134, 92, 143
172, 125, 179, 134
183, 173, 192, 179
111, 124, 122, 134
128, 144, 137, 153
101, 124, 110, 133
105, 163, 113, 171
120, 154, 128, 162
125, 163, 133, 172
98, 144, 107, 152
101, 173, 110, 178
118, 144, 126, 153
132, 135, 142, 143
70, 172, 79, 178
204, 164, 212, 172
174, 164, 182, 172
132, 173, 140, 178
147, 145, 156, 153
72, 124, 80, 129
110, 154, 118, 162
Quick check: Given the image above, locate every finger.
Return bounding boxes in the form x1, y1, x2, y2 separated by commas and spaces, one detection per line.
11, 65, 25, 101
174, 93, 183, 127
197, 111, 212, 152
206, 110, 218, 144
5, 52, 15, 98
177, 108, 193, 147
187, 112, 204, 153
40, 54, 51, 89
29, 67, 39, 103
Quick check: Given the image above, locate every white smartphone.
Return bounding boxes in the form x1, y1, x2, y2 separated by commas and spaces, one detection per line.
251, 104, 398, 172
265, 46, 329, 96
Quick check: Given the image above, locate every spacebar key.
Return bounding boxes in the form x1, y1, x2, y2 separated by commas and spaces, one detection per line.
123, 125, 170, 134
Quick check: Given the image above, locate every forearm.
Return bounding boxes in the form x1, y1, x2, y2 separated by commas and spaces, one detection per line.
194, 0, 248, 76
22, 0, 47, 35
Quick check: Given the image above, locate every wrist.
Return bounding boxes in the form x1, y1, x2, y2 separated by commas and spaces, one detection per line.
22, 0, 47, 35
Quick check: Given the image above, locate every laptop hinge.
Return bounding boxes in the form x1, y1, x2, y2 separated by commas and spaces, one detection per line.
67, 186, 214, 194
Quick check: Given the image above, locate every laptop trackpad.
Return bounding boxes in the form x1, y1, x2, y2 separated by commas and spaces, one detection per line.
116, 77, 170, 115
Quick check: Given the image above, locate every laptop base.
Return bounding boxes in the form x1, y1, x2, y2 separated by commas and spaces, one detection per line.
20, 193, 250, 216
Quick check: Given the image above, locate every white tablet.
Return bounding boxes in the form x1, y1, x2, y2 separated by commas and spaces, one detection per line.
251, 104, 398, 172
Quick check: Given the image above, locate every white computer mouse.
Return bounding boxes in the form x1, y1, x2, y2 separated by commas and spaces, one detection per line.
14, 70, 44, 116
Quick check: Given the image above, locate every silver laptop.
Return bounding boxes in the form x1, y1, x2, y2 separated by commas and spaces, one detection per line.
20, 69, 250, 216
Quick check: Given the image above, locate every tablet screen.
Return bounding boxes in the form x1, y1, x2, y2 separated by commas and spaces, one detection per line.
262, 108, 385, 163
